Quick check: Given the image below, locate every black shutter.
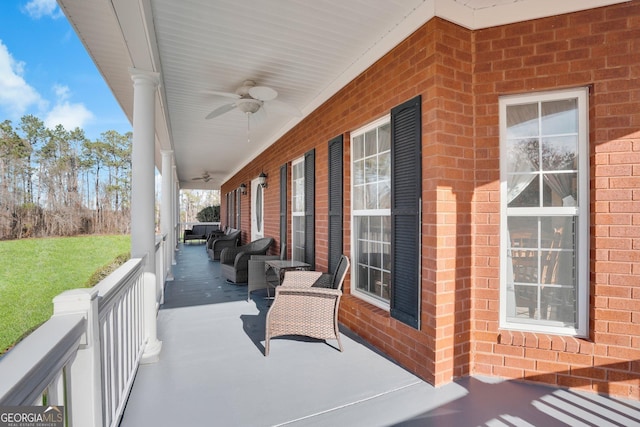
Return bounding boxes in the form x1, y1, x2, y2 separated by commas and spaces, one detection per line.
280, 163, 288, 256
328, 135, 343, 274
304, 149, 315, 269
390, 95, 422, 329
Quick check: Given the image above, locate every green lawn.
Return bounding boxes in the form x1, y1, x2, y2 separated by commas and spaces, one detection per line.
0, 235, 131, 354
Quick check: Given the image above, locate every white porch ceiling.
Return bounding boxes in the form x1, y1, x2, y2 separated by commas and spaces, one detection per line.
58, 0, 629, 189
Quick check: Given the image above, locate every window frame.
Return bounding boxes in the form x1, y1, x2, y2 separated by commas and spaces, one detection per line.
291, 156, 305, 262
351, 115, 392, 310
499, 87, 589, 337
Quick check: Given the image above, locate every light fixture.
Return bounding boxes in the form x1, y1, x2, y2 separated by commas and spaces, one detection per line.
258, 171, 268, 188
239, 183, 247, 195
236, 98, 262, 143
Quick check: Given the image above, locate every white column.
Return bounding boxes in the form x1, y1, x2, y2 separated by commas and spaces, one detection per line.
161, 150, 175, 280
130, 68, 162, 363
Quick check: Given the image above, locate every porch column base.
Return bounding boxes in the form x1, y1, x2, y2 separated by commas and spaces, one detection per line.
141, 339, 163, 364
141, 271, 162, 363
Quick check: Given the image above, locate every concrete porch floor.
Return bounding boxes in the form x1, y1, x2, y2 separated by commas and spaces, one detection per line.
119, 244, 640, 426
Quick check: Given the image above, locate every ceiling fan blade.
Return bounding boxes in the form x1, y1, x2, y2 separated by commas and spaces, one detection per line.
203, 90, 241, 99
249, 85, 278, 101
206, 103, 237, 119
264, 99, 301, 117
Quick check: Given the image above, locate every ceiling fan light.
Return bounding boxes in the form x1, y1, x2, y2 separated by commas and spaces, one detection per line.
236, 98, 262, 114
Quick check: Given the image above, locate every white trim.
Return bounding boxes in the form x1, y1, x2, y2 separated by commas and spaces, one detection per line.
251, 178, 264, 241
291, 156, 305, 262
499, 87, 589, 337
350, 116, 392, 309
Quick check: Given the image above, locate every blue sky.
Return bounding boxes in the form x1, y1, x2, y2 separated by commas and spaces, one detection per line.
0, 0, 131, 140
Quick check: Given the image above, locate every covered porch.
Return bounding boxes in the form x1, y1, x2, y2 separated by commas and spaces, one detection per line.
2, 1, 640, 425
120, 244, 640, 426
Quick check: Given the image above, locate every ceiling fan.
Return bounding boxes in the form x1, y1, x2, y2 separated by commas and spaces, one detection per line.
191, 172, 212, 182
205, 80, 300, 121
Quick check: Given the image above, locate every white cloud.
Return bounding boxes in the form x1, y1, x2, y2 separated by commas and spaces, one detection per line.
45, 101, 94, 131
22, 0, 62, 19
0, 40, 45, 119
0, 41, 93, 132
53, 84, 70, 101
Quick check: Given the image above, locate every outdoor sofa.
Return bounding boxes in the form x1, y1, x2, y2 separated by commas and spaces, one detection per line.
183, 224, 221, 243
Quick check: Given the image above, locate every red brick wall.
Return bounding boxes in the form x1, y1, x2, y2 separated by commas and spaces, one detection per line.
473, 2, 640, 399
221, 1, 640, 399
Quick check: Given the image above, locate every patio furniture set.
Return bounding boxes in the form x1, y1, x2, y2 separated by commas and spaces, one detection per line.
183, 224, 351, 354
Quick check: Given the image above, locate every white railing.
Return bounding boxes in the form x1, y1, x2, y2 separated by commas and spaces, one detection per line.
94, 259, 146, 427
0, 239, 167, 427
0, 315, 85, 406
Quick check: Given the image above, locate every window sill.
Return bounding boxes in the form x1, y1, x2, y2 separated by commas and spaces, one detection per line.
497, 329, 594, 354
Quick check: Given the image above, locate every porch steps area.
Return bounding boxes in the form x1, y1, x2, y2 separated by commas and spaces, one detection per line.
119, 244, 640, 426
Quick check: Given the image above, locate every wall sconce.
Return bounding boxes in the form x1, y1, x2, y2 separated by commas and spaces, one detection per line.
239, 183, 247, 195
258, 171, 268, 188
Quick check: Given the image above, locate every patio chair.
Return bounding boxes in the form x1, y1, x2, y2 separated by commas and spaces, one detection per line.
207, 228, 241, 260
265, 254, 350, 355
220, 237, 274, 283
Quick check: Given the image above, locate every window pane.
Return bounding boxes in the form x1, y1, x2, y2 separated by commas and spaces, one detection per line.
353, 159, 364, 186
378, 151, 390, 177
511, 284, 539, 319
292, 216, 305, 262
379, 181, 391, 209
354, 215, 391, 302
507, 215, 577, 323
381, 272, 390, 299
364, 129, 377, 157
353, 185, 364, 210
507, 138, 539, 174
366, 183, 378, 209
506, 138, 539, 207
379, 123, 390, 152
541, 99, 577, 135
365, 158, 377, 183
507, 103, 538, 138
353, 134, 364, 160
542, 173, 577, 207
542, 287, 576, 323
542, 136, 577, 171
508, 177, 539, 208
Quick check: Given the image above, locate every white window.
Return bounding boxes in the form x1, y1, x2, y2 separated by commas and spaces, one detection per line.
499, 88, 589, 336
291, 157, 305, 262
351, 116, 391, 308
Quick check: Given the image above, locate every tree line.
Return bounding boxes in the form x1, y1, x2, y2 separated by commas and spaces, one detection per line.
0, 115, 132, 239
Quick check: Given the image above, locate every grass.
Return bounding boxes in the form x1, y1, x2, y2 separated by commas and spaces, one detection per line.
0, 235, 131, 355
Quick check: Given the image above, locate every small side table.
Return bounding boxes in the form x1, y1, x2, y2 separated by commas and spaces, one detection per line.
264, 260, 311, 290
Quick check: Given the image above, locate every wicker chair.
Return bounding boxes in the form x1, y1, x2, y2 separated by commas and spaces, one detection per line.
265, 255, 350, 355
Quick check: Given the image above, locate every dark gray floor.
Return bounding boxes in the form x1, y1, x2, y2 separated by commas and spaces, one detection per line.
161, 242, 248, 309
120, 244, 640, 426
